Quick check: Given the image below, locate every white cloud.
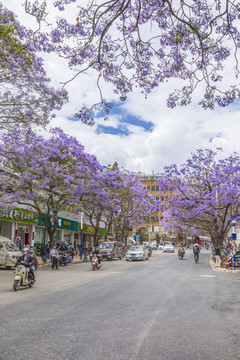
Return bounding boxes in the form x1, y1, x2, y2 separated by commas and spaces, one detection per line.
4, 0, 240, 174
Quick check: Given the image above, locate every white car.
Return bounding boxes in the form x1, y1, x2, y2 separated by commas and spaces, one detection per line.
126, 246, 149, 261
163, 244, 175, 253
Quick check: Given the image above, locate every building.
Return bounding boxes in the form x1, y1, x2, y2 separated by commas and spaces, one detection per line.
0, 207, 106, 251
138, 173, 173, 242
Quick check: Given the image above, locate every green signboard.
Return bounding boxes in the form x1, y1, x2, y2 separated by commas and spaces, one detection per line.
38, 215, 78, 232
81, 223, 105, 235
0, 208, 39, 224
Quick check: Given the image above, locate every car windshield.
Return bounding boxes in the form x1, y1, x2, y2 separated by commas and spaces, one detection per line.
129, 246, 142, 251
2, 241, 20, 252
100, 243, 114, 249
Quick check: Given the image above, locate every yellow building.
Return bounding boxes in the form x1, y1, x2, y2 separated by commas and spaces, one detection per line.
138, 173, 173, 242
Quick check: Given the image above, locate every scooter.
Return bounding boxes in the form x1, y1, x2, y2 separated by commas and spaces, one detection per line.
91, 254, 102, 271
13, 264, 35, 291
178, 248, 185, 259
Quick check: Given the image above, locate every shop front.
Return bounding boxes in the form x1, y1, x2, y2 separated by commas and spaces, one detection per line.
0, 208, 39, 250
81, 224, 105, 249
37, 215, 79, 246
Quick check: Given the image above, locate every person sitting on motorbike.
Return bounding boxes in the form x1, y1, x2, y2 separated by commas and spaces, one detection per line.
193, 242, 200, 261
29, 249, 38, 280
16, 250, 33, 282
92, 246, 101, 265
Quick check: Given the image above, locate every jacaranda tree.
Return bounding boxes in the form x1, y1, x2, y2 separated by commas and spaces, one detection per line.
17, 0, 240, 124
158, 149, 240, 247
0, 128, 101, 247
0, 5, 67, 130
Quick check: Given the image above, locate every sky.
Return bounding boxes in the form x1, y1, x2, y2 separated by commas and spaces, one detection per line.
4, 0, 240, 174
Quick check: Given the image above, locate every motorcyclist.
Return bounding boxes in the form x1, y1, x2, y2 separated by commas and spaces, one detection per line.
16, 250, 33, 282
193, 242, 200, 261
29, 249, 37, 280
92, 246, 101, 265
178, 243, 185, 257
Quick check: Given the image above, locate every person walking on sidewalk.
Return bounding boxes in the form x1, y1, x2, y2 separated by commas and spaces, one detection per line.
40, 244, 46, 263
215, 244, 221, 267
50, 246, 59, 270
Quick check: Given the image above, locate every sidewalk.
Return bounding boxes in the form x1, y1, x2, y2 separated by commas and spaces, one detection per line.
209, 254, 240, 274
37, 255, 86, 268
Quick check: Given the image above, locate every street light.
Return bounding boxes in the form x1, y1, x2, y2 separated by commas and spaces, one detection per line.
80, 211, 84, 260
231, 216, 237, 270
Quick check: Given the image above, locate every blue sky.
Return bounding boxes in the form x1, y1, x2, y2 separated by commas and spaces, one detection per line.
5, 0, 240, 173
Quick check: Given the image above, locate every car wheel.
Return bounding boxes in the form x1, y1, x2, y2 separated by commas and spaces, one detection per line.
126, 258, 129, 261
6, 266, 12, 270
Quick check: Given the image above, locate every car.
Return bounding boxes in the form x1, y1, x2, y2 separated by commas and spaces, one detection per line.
149, 242, 159, 250
99, 241, 124, 260
163, 244, 175, 253
0, 237, 22, 269
126, 246, 149, 261
158, 244, 165, 250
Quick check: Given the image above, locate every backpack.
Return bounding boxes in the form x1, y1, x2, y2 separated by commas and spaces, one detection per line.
193, 245, 199, 253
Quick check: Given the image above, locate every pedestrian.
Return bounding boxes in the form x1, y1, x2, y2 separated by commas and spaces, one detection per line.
45, 243, 50, 260
68, 244, 74, 263
215, 244, 221, 267
50, 246, 59, 270
39, 243, 46, 263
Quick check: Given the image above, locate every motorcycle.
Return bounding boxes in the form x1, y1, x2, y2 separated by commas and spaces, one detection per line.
13, 264, 35, 291
91, 254, 102, 271
178, 248, 185, 260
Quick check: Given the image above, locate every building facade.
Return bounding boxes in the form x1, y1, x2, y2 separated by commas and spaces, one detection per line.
139, 173, 174, 242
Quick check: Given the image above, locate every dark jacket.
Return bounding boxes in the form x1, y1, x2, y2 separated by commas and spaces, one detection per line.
40, 244, 46, 256
17, 254, 33, 267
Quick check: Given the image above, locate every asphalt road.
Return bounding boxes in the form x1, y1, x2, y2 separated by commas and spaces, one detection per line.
0, 249, 240, 360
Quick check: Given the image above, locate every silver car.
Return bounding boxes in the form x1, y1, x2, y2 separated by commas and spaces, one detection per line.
126, 246, 149, 261
163, 244, 175, 253
99, 241, 123, 260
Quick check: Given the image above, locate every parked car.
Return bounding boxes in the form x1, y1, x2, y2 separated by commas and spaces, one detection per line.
0, 237, 22, 269
99, 241, 124, 260
158, 244, 165, 250
126, 246, 149, 261
163, 244, 175, 253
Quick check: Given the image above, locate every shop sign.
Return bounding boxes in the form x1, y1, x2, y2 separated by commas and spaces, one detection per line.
0, 207, 39, 224
38, 214, 78, 232
81, 223, 105, 235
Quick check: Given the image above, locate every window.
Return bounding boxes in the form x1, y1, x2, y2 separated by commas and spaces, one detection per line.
147, 185, 150, 190
156, 185, 159, 191
156, 196, 159, 200
165, 195, 169, 201
151, 185, 155, 191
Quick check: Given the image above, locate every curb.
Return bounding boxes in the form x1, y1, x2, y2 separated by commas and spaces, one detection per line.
209, 255, 240, 274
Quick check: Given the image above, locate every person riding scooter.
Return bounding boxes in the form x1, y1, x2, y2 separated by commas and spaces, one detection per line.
92, 246, 101, 266
16, 250, 33, 282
